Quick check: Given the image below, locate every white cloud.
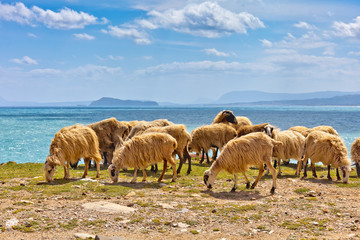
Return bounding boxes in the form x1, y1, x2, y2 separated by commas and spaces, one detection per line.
261, 39, 272, 47
139, 1, 265, 38
10, 56, 38, 65
349, 51, 360, 56
108, 55, 124, 61
102, 25, 151, 44
203, 48, 230, 57
294, 21, 317, 30
0, 2, 106, 29
333, 16, 360, 38
73, 33, 95, 40
28, 33, 37, 38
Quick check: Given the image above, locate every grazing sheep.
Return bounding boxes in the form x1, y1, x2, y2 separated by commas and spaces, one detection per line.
288, 126, 310, 137
87, 118, 129, 165
108, 133, 178, 183
264, 127, 306, 176
203, 132, 282, 194
44, 124, 102, 182
351, 138, 360, 178
143, 124, 192, 174
236, 123, 269, 137
188, 123, 237, 164
212, 110, 238, 125
311, 125, 339, 136
235, 116, 252, 128
302, 130, 352, 183
126, 119, 174, 140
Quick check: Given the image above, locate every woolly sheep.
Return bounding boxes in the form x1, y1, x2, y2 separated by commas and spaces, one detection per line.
188, 123, 237, 164
351, 138, 360, 178
126, 119, 174, 140
143, 124, 192, 174
264, 127, 306, 176
302, 130, 351, 183
108, 132, 178, 183
288, 126, 310, 137
87, 118, 129, 165
236, 123, 269, 137
44, 124, 102, 182
311, 125, 339, 136
203, 132, 282, 194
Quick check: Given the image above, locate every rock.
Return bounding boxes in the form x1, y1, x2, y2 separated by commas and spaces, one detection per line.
74, 233, 96, 239
95, 235, 126, 240
20, 200, 34, 205
158, 203, 174, 209
306, 191, 317, 197
82, 201, 136, 214
177, 222, 190, 228
5, 218, 19, 229
125, 191, 136, 198
176, 208, 189, 213
80, 178, 98, 182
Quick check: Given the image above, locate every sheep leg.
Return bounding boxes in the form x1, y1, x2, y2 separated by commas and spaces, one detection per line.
158, 160, 168, 182
200, 149, 205, 164
131, 168, 138, 183
295, 160, 302, 176
206, 152, 210, 164
336, 168, 341, 181
82, 158, 90, 178
242, 172, 251, 189
176, 155, 184, 174
311, 163, 317, 178
103, 152, 108, 166
356, 162, 360, 178
231, 173, 238, 192
303, 159, 308, 178
141, 169, 147, 182
278, 159, 282, 176
171, 162, 177, 182
273, 159, 278, 169
212, 147, 219, 161
251, 164, 265, 190
184, 148, 192, 174
64, 162, 70, 179
327, 165, 332, 180
266, 163, 277, 194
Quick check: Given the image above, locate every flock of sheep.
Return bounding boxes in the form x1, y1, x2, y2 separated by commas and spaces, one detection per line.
44, 110, 360, 194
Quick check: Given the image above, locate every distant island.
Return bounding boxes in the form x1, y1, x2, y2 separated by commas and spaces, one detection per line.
89, 97, 159, 107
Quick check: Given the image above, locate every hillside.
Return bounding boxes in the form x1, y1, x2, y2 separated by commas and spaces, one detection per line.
89, 97, 159, 107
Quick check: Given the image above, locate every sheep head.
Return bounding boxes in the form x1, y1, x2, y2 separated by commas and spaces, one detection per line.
203, 169, 216, 190
108, 164, 119, 183
44, 156, 57, 182
264, 124, 275, 138
340, 165, 352, 183
221, 110, 238, 124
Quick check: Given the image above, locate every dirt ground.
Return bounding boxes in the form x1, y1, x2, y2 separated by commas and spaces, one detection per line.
1, 171, 360, 240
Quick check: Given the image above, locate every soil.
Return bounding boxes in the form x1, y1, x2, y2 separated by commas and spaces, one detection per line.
1, 173, 360, 240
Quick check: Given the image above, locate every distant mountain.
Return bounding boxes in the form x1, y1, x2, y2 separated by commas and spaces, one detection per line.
89, 97, 158, 107
246, 94, 360, 106
216, 91, 358, 104
0, 97, 91, 107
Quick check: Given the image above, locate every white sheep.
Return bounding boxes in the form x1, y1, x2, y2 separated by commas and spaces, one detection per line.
143, 124, 192, 174
188, 123, 237, 164
44, 124, 102, 182
203, 132, 282, 194
126, 119, 173, 140
108, 132, 178, 183
302, 130, 352, 183
264, 127, 306, 176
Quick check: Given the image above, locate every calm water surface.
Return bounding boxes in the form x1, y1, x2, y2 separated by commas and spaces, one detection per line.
0, 106, 359, 164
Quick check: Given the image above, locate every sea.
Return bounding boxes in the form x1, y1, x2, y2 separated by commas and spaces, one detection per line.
0, 106, 359, 164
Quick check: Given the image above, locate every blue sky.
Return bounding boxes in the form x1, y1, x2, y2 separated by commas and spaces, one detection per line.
1, 0, 360, 104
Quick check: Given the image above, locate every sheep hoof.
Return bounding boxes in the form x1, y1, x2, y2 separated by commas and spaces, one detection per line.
250, 184, 256, 189
245, 183, 250, 189
270, 187, 275, 194
231, 187, 237, 192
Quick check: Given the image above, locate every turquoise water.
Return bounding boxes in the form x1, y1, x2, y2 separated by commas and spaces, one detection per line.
1, 106, 360, 164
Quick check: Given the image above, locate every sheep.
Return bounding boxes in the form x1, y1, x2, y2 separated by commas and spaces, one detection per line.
108, 132, 178, 183
212, 110, 238, 125
203, 132, 282, 194
288, 126, 310, 137
351, 138, 360, 178
44, 124, 102, 182
235, 116, 252, 128
236, 123, 269, 137
87, 118, 129, 166
311, 125, 339, 136
143, 124, 192, 174
188, 123, 237, 164
264, 127, 306, 176
302, 130, 352, 183
126, 119, 174, 140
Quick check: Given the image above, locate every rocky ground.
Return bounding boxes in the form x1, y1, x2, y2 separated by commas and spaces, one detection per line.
0, 163, 360, 240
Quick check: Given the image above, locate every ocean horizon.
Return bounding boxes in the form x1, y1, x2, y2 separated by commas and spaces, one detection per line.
1, 105, 359, 164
